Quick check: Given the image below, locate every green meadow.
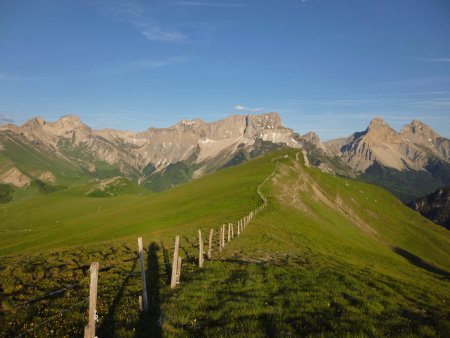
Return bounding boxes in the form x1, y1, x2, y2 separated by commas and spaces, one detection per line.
1, 149, 449, 337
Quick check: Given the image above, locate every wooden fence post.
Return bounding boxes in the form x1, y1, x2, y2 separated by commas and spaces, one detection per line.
231, 223, 234, 238
176, 256, 182, 284
84, 262, 99, 338
198, 229, 204, 268
227, 223, 231, 242
208, 229, 213, 258
237, 220, 240, 237
170, 236, 180, 288
137, 237, 148, 312
222, 225, 226, 247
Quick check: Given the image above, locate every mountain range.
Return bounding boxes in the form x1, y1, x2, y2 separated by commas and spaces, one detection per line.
1, 112, 449, 203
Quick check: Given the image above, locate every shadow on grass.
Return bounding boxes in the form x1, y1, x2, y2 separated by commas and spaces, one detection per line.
393, 247, 450, 280
135, 242, 162, 338
181, 236, 196, 264
97, 258, 138, 337
161, 241, 171, 284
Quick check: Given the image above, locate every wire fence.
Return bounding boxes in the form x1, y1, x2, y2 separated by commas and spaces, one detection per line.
5, 154, 284, 337
14, 298, 88, 338
8, 268, 142, 337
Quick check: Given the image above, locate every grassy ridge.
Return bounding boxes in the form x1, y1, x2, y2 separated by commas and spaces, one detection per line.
1, 149, 449, 337
0, 152, 273, 255
161, 151, 450, 336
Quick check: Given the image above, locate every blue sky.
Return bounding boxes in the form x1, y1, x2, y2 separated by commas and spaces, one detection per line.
0, 0, 449, 140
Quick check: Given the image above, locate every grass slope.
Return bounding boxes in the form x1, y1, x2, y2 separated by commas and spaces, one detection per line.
0, 153, 272, 255
1, 149, 449, 337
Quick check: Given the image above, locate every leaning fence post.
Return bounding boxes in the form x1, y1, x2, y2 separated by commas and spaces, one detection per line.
84, 262, 99, 338
170, 236, 180, 288
137, 237, 148, 312
198, 229, 204, 268
208, 229, 213, 258
176, 256, 182, 284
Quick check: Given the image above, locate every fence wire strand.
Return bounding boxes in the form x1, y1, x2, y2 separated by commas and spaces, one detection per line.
13, 285, 78, 308
15, 297, 88, 338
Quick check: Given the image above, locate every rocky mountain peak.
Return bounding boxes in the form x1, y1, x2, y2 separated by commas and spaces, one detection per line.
324, 115, 449, 173
303, 131, 321, 144
366, 117, 390, 132
248, 112, 282, 127
244, 112, 285, 136
363, 117, 397, 145
401, 119, 436, 137
54, 115, 86, 129
22, 116, 45, 129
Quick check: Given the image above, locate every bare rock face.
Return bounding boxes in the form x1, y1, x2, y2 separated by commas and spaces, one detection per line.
412, 185, 450, 230
324, 117, 450, 173
302, 131, 325, 151
401, 120, 450, 161
39, 171, 56, 183
0, 167, 31, 187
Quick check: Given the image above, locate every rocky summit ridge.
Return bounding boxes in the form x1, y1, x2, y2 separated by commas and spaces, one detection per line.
0, 112, 301, 190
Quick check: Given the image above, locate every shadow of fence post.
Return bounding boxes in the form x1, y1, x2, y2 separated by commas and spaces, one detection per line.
135, 242, 162, 337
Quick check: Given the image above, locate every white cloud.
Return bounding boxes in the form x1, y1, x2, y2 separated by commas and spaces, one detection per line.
100, 1, 187, 43
141, 27, 186, 43
233, 105, 265, 112
0, 115, 14, 124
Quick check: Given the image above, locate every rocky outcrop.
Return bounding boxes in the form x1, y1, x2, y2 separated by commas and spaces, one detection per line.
0, 167, 31, 188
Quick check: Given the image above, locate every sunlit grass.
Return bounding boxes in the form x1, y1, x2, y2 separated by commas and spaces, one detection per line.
1, 149, 449, 337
